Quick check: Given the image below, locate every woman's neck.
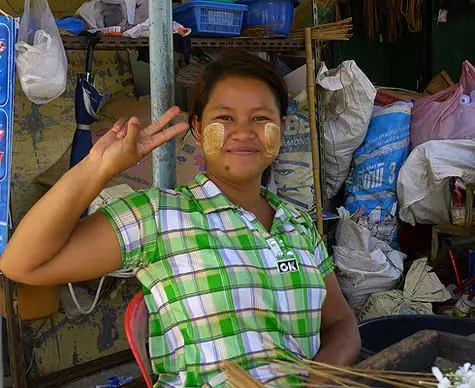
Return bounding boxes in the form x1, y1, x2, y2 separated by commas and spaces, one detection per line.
206, 172, 263, 212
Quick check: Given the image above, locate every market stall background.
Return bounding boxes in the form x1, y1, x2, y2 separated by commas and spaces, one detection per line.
1, 0, 475, 386
2, 0, 144, 379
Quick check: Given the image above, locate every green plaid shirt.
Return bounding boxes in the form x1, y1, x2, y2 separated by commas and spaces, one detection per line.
102, 173, 333, 387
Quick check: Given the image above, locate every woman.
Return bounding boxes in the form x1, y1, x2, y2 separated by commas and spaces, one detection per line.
1, 51, 360, 387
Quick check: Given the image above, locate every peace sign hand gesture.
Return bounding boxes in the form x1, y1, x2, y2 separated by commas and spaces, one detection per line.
89, 106, 188, 181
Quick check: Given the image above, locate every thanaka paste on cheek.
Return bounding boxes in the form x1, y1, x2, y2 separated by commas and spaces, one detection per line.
264, 123, 281, 160
202, 123, 225, 155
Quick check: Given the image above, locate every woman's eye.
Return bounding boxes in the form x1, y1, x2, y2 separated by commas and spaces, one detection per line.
253, 116, 271, 122
216, 115, 233, 121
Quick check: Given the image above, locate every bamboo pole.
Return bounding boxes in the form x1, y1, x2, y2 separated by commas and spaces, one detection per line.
305, 28, 324, 235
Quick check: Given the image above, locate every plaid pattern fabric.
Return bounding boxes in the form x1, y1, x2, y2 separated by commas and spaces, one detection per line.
102, 173, 333, 387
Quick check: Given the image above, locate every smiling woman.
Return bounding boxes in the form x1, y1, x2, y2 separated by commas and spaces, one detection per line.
0, 50, 360, 387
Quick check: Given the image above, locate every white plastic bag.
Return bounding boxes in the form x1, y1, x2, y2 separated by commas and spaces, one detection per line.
334, 207, 405, 313
77, 0, 147, 31
16, 0, 68, 105
398, 139, 475, 225
316, 61, 376, 199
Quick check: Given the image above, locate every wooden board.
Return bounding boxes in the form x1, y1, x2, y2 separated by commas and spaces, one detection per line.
357, 330, 475, 372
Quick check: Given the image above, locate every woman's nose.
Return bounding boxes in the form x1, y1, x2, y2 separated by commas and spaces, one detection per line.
231, 120, 256, 139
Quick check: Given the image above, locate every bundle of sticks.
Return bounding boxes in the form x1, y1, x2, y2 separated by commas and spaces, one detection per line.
336, 0, 422, 42
221, 359, 437, 388
241, 18, 353, 41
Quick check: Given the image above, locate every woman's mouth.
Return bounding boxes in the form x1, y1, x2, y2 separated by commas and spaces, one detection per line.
227, 146, 261, 155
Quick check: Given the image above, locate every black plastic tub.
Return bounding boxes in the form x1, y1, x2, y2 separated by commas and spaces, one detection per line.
358, 315, 475, 357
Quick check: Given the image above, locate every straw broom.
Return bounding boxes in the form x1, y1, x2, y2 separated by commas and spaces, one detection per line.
220, 344, 439, 388
240, 18, 353, 41
220, 359, 438, 388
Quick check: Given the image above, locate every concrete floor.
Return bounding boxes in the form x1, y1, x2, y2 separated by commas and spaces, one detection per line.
59, 362, 141, 388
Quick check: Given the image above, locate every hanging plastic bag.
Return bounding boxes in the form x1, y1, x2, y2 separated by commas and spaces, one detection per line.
16, 0, 68, 104
411, 61, 475, 149
411, 84, 464, 149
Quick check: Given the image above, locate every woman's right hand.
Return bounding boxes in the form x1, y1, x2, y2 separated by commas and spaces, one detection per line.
89, 106, 188, 180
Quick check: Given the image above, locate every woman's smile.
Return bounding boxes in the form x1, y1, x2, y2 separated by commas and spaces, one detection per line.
226, 144, 261, 156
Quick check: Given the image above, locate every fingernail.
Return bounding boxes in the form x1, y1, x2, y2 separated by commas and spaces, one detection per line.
130, 117, 140, 124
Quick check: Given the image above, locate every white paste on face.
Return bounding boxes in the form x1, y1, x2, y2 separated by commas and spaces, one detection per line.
202, 122, 225, 155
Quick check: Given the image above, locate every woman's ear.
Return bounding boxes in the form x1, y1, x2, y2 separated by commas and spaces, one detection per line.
281, 116, 287, 128
192, 115, 202, 147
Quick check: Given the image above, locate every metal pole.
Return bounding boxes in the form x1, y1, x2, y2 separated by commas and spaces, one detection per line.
149, 0, 176, 188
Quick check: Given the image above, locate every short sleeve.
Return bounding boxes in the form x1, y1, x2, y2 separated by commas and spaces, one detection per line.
101, 189, 160, 270
299, 210, 334, 278
314, 237, 333, 278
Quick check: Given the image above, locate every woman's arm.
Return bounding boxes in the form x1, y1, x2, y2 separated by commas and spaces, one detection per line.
0, 108, 187, 285
0, 155, 121, 285
313, 273, 361, 365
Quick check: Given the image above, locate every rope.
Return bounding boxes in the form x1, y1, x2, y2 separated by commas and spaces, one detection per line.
402, 0, 423, 33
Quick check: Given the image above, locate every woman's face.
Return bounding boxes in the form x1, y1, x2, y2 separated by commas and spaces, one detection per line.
194, 76, 284, 184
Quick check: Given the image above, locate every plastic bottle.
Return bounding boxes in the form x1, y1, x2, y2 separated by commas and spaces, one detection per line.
95, 376, 134, 388
454, 293, 475, 318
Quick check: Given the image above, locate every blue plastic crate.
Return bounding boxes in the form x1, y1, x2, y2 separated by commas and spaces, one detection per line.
173, 1, 248, 37
238, 0, 296, 36
0, 16, 15, 254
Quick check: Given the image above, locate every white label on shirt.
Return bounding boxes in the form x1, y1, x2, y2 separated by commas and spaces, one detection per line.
278, 259, 299, 273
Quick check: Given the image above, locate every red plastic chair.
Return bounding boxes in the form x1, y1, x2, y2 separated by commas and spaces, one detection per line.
125, 291, 153, 388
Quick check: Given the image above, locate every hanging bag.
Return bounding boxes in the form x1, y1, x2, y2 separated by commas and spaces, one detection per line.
411, 61, 475, 149
16, 0, 68, 104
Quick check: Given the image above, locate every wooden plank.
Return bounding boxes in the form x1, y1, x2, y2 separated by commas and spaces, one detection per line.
31, 350, 134, 388
434, 224, 475, 237
356, 330, 439, 372
3, 277, 27, 388
438, 332, 475, 363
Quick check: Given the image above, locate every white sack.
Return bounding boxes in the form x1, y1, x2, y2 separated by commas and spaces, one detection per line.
398, 139, 475, 225
316, 61, 376, 199
334, 207, 405, 313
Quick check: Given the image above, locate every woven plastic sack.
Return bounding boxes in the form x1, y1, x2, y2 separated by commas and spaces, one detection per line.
345, 102, 411, 246
317, 60, 376, 199
334, 207, 405, 314
16, 0, 68, 104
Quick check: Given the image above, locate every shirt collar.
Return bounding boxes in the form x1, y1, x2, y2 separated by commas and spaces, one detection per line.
187, 174, 305, 231
264, 189, 306, 231
187, 173, 238, 215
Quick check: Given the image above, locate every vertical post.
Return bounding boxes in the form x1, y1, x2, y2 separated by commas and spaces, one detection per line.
305, 28, 323, 235
4, 278, 26, 388
311, 0, 327, 211
149, 0, 176, 188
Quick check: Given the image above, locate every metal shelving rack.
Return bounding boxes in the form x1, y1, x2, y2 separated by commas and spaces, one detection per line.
62, 35, 306, 52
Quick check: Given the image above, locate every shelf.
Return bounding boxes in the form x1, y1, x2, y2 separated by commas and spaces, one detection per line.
433, 224, 475, 237
62, 36, 149, 50
62, 35, 304, 52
